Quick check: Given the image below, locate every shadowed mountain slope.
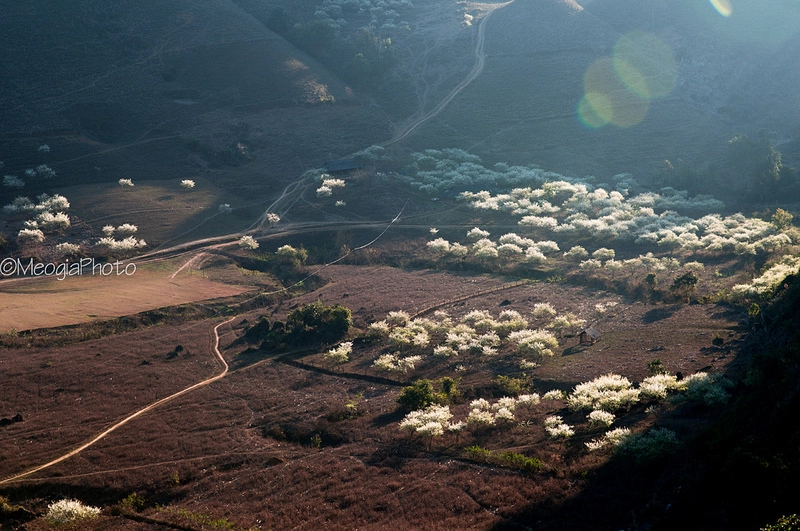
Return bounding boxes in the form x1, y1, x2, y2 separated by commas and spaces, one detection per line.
401, 0, 800, 180
0, 1, 386, 189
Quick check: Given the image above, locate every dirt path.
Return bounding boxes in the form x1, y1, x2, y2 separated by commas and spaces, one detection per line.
383, 1, 514, 146
0, 317, 236, 485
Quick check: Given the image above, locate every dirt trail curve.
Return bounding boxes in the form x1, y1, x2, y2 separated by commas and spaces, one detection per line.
383, 1, 514, 146
0, 317, 236, 486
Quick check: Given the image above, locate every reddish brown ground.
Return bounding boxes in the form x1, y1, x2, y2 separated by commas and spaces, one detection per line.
0, 264, 747, 530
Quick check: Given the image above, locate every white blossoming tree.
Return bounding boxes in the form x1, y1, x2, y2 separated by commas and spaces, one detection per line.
238, 235, 259, 250
324, 342, 353, 365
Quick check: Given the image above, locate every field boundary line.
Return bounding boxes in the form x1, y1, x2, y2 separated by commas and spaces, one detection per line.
411, 279, 534, 319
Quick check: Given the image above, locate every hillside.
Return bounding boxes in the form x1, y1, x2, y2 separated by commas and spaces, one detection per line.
0, 1, 388, 195
2, 1, 800, 530
397, 0, 800, 180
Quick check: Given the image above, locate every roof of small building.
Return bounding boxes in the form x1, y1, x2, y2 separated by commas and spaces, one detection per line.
581, 326, 601, 338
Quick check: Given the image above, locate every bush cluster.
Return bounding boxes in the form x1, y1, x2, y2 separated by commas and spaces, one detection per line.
368, 308, 569, 374
45, 499, 101, 525
245, 302, 352, 349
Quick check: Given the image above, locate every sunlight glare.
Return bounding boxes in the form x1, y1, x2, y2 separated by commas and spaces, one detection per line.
613, 32, 677, 100
580, 57, 649, 128
709, 0, 733, 17
577, 93, 611, 129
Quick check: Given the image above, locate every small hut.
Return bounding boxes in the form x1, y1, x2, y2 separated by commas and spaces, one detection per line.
579, 327, 601, 345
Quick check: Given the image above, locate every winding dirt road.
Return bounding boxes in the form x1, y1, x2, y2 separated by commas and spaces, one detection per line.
384, 1, 514, 146
0, 317, 236, 485
0, 3, 517, 486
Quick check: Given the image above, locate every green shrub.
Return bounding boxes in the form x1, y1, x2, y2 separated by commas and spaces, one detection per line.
286, 301, 352, 345
463, 446, 543, 472
398, 380, 436, 412
647, 358, 667, 376
495, 374, 530, 396
771, 208, 794, 231
432, 376, 461, 404
496, 451, 544, 472
670, 272, 699, 302
464, 445, 493, 462
617, 427, 679, 462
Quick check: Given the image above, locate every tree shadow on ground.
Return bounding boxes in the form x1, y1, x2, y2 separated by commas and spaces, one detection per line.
710, 304, 744, 321
642, 305, 681, 323
561, 344, 589, 356
372, 410, 405, 428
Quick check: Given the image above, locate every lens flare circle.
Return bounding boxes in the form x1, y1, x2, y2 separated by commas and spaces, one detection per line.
613, 58, 649, 99
613, 31, 677, 100
709, 0, 733, 17
581, 57, 650, 128
577, 93, 611, 129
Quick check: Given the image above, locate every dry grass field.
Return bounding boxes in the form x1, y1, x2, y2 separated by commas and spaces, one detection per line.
0, 259, 251, 333
2, 1, 800, 529
0, 263, 752, 530
64, 177, 252, 246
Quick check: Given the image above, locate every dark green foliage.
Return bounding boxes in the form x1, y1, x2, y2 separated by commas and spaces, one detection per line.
275, 245, 308, 267
655, 158, 718, 196
771, 208, 794, 231
244, 316, 272, 341
286, 301, 352, 345
439, 377, 460, 398
463, 446, 543, 472
496, 451, 544, 472
644, 272, 660, 301
116, 493, 145, 514
494, 374, 531, 396
270, 12, 396, 87
397, 377, 462, 413
243, 302, 350, 352
670, 272, 698, 302
397, 379, 436, 412
617, 428, 680, 463
343, 28, 396, 84
287, 20, 335, 57
0, 495, 34, 525
647, 358, 667, 376
433, 376, 461, 405
245, 317, 286, 351
464, 445, 493, 461
728, 133, 797, 201
660, 276, 800, 528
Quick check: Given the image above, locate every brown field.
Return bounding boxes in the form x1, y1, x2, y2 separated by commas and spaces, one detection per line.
0, 260, 251, 333
0, 263, 749, 530
1, 1, 798, 529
